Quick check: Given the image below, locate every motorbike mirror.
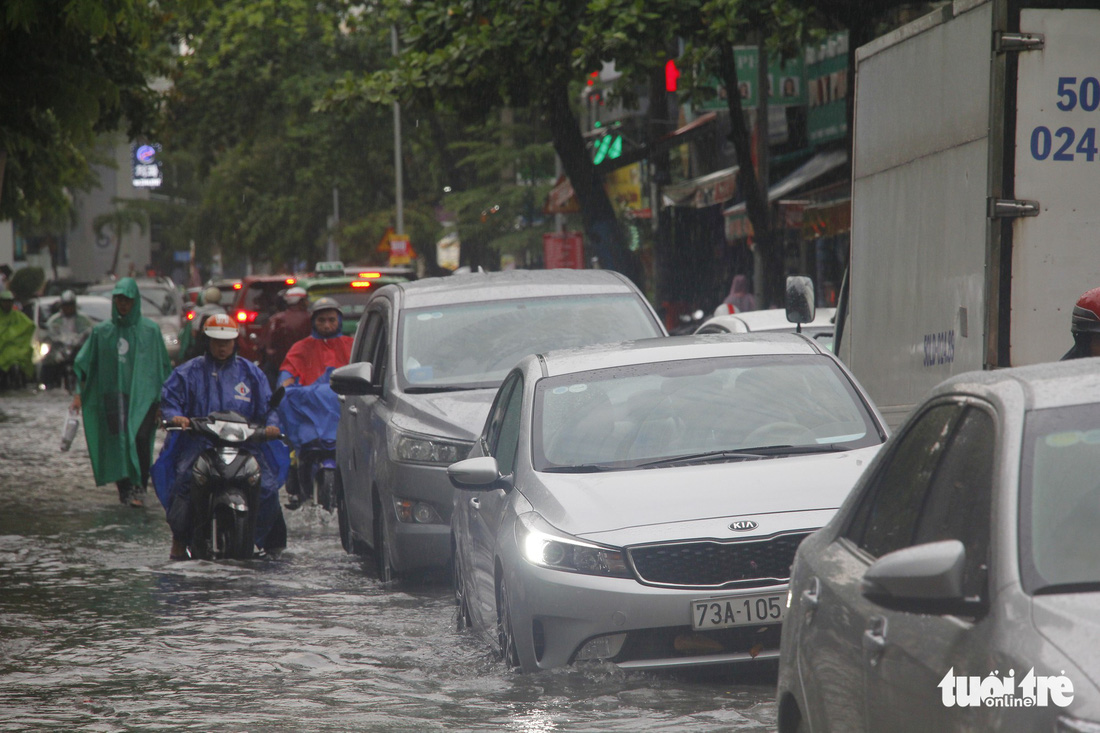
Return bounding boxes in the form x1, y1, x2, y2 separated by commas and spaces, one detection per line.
269, 385, 285, 410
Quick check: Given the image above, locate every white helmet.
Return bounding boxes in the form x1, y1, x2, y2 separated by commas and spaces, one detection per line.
285, 286, 307, 304
202, 286, 222, 305
202, 313, 240, 340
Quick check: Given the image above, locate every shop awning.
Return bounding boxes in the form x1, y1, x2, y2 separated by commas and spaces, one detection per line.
722, 148, 849, 217
661, 165, 740, 208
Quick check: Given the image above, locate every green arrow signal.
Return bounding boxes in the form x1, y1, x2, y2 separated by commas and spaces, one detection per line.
592, 134, 623, 165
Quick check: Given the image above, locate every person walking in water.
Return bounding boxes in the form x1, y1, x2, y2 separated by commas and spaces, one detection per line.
72, 278, 172, 507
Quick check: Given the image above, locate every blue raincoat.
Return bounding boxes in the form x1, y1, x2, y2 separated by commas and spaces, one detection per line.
277, 366, 341, 452
152, 353, 290, 549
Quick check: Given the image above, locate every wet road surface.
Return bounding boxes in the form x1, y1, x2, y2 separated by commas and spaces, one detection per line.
0, 388, 778, 731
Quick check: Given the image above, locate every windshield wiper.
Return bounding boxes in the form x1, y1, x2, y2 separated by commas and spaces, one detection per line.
637, 450, 768, 468
404, 385, 482, 393
1033, 581, 1100, 595
740, 443, 852, 455
541, 464, 618, 473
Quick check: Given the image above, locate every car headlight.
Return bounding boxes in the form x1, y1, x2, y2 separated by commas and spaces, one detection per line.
391, 431, 470, 465
516, 512, 631, 578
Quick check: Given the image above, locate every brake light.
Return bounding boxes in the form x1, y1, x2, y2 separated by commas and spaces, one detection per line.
185, 310, 196, 321
235, 310, 258, 324
285, 277, 296, 285
233, 282, 242, 289
350, 281, 372, 288
358, 272, 381, 279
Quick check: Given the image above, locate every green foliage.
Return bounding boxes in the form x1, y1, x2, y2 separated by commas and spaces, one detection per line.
0, 0, 166, 222
8, 266, 45, 302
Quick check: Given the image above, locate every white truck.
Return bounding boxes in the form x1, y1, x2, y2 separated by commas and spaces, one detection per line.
837, 0, 1100, 428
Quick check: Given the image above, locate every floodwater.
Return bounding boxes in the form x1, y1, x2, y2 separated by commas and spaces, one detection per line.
0, 389, 778, 732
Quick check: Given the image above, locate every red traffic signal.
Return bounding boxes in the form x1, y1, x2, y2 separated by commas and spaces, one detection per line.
665, 59, 680, 92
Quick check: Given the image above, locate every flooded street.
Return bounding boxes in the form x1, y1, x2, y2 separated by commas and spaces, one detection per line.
0, 389, 778, 732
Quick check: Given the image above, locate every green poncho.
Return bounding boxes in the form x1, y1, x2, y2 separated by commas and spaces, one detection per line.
0, 305, 34, 378
74, 278, 172, 487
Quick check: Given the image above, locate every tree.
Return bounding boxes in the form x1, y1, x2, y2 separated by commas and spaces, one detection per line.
162, 0, 415, 270
343, 0, 640, 279
579, 0, 815, 307
0, 0, 165, 224
94, 200, 149, 276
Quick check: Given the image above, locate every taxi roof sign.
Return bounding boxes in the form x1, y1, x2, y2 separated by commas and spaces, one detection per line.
314, 261, 344, 273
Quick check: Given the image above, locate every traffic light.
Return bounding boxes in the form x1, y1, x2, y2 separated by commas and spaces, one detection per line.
592, 134, 623, 165
665, 59, 680, 92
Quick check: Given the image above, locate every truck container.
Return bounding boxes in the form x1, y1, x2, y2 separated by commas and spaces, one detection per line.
837, 0, 1100, 427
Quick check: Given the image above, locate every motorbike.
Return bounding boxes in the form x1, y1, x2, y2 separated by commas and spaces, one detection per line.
37, 331, 88, 392
292, 440, 338, 511
168, 388, 285, 560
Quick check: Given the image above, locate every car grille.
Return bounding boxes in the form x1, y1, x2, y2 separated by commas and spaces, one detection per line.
612, 623, 783, 664
627, 533, 810, 589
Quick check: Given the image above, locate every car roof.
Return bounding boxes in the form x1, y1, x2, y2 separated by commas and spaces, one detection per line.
532, 332, 827, 378
698, 307, 836, 333
387, 269, 640, 308
931, 358, 1100, 412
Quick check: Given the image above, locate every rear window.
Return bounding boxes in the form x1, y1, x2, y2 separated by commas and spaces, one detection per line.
243, 282, 287, 314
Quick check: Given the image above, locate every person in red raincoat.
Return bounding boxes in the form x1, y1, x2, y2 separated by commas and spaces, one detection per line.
276, 298, 353, 509
277, 297, 352, 388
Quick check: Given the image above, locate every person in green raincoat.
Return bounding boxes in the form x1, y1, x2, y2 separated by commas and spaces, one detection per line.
0, 290, 34, 388
72, 278, 172, 507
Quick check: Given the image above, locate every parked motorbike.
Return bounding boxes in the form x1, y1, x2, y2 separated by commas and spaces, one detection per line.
168, 388, 284, 560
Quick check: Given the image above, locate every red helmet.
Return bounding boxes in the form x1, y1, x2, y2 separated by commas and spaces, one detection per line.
1072, 287, 1100, 334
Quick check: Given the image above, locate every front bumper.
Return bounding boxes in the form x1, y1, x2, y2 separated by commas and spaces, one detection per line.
507, 561, 787, 671
382, 460, 455, 573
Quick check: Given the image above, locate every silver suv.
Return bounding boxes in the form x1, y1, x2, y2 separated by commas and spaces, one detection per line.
330, 269, 666, 580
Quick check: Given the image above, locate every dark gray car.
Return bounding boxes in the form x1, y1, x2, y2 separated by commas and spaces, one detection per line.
330, 269, 666, 580
777, 359, 1100, 733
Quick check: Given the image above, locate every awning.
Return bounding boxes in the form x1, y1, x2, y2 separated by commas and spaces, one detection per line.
722, 149, 848, 217
661, 165, 740, 208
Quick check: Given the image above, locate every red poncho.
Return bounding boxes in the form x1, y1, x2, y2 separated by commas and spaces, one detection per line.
280, 334, 353, 386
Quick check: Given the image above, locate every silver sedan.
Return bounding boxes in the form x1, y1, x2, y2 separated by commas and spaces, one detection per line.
777, 359, 1100, 733
448, 333, 886, 673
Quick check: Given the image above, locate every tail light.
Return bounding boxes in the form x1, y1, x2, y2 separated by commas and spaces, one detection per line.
351, 281, 372, 288
285, 277, 296, 285
233, 282, 242, 290
185, 309, 196, 321
358, 272, 381, 279
235, 310, 259, 324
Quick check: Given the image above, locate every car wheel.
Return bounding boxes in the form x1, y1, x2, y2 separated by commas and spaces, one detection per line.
373, 496, 395, 583
496, 575, 521, 670
453, 539, 472, 631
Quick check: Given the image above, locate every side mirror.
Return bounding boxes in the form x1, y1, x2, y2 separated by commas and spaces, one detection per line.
330, 362, 380, 396
861, 539, 968, 613
448, 456, 503, 490
786, 276, 816, 327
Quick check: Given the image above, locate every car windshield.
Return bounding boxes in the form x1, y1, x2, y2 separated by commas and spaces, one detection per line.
1021, 404, 1100, 593
533, 354, 879, 472
398, 294, 660, 389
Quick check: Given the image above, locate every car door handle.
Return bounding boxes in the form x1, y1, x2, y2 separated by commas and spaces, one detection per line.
801, 577, 821, 610
862, 615, 887, 665
469, 497, 480, 510
347, 405, 358, 415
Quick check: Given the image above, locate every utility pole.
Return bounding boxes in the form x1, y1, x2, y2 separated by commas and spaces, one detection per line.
754, 39, 771, 305
392, 25, 404, 236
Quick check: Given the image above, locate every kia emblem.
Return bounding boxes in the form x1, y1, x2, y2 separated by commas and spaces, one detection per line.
729, 520, 758, 532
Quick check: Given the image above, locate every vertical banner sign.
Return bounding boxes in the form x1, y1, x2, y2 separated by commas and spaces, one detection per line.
806, 32, 848, 145
698, 52, 806, 112
1012, 8, 1100, 365
543, 232, 584, 269
131, 143, 163, 188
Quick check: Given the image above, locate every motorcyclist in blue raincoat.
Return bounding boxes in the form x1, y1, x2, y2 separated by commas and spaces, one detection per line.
153, 313, 289, 559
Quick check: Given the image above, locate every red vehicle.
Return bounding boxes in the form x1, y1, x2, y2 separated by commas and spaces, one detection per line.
229, 275, 298, 362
